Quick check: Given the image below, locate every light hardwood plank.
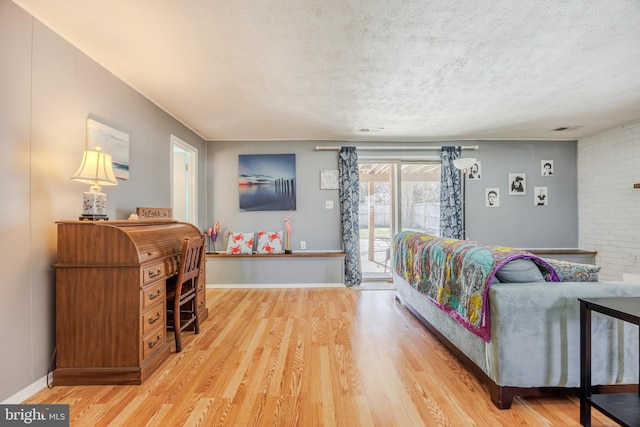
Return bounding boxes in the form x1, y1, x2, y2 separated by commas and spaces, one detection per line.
25, 288, 621, 426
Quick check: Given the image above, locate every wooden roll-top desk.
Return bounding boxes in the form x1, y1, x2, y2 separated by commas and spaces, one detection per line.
53, 220, 208, 385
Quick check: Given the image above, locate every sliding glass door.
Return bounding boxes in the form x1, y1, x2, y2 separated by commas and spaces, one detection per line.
359, 163, 395, 279
400, 163, 441, 235
359, 161, 440, 280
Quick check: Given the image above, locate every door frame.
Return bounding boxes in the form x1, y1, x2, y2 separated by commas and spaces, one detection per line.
170, 135, 198, 225
358, 158, 441, 279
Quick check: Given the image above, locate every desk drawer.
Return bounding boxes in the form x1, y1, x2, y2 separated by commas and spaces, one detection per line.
142, 263, 166, 284
142, 300, 165, 336
142, 325, 165, 361
142, 282, 165, 310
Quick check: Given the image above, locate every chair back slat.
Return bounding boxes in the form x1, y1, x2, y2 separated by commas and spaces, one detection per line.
177, 236, 204, 285
168, 235, 205, 352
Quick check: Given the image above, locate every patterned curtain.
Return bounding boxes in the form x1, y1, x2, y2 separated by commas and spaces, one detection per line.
338, 147, 362, 287
440, 146, 462, 239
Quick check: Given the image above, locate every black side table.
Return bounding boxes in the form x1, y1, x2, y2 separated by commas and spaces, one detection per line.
579, 297, 640, 427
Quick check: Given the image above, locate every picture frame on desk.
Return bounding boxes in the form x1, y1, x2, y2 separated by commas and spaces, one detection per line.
136, 207, 173, 220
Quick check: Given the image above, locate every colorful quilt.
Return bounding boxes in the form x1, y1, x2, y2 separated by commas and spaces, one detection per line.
393, 231, 560, 341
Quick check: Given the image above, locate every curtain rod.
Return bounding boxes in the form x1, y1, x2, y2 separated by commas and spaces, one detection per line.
314, 145, 479, 151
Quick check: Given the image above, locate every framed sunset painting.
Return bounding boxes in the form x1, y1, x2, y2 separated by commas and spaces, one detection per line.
238, 154, 296, 211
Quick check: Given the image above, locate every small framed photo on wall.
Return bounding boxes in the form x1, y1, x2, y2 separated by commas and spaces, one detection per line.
508, 173, 526, 195
486, 188, 500, 207
534, 187, 548, 205
541, 160, 554, 176
320, 170, 339, 189
468, 161, 481, 180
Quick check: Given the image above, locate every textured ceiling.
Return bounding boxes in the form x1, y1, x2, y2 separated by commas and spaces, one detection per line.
13, 0, 640, 141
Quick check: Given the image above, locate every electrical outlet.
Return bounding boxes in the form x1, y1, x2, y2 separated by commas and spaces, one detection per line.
300, 241, 307, 249
326, 200, 333, 209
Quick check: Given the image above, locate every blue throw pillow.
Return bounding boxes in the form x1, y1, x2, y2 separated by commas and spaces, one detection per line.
495, 258, 546, 283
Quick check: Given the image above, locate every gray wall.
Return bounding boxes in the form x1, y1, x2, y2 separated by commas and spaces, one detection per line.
207, 141, 342, 252
208, 139, 578, 262
465, 140, 578, 248
0, 1, 206, 402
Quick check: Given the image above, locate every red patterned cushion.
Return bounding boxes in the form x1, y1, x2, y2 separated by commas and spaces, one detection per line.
256, 231, 283, 254
226, 232, 254, 254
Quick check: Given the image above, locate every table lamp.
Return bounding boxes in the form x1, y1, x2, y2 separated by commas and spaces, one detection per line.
71, 146, 118, 220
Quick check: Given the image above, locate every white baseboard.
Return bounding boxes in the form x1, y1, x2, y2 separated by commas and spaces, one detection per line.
207, 283, 345, 289
2, 375, 49, 404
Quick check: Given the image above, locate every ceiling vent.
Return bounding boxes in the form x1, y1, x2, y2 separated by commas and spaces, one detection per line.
551, 126, 583, 132
357, 127, 385, 133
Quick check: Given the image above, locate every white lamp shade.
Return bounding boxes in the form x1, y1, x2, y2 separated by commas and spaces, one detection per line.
452, 158, 477, 171
71, 149, 118, 186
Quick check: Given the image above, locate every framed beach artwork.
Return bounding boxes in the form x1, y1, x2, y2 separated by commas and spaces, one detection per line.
87, 118, 130, 180
508, 173, 526, 195
238, 154, 296, 211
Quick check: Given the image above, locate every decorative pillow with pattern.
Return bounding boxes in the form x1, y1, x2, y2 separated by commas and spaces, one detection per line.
256, 231, 283, 254
226, 232, 254, 254
543, 258, 601, 282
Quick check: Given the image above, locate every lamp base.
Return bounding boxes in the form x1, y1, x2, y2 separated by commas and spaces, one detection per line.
79, 214, 109, 221
79, 188, 109, 220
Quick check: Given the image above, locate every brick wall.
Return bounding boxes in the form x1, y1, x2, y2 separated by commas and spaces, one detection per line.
578, 120, 640, 280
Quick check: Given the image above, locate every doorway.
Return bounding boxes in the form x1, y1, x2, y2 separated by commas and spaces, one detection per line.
359, 162, 441, 280
171, 135, 198, 225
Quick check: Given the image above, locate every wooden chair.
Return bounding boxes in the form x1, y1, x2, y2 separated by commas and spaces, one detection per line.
166, 235, 205, 352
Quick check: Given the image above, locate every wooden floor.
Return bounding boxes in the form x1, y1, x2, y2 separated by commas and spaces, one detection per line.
26, 288, 618, 426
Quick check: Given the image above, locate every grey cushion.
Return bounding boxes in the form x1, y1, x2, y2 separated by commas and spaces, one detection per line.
495, 258, 545, 283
